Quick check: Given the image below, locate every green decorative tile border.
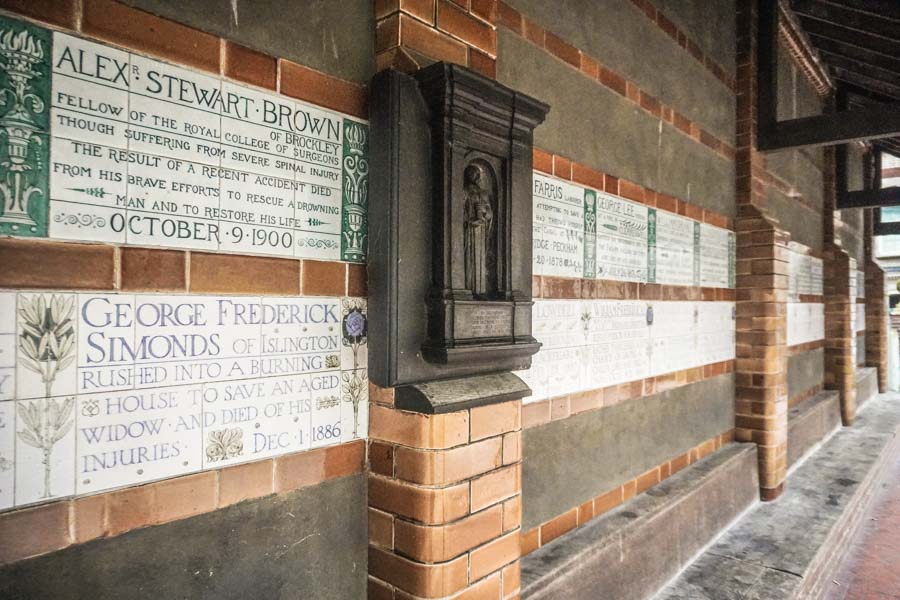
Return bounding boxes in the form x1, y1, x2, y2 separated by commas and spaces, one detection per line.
0, 16, 51, 237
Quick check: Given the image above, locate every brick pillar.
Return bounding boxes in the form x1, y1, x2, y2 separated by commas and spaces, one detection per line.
823, 245, 856, 425
734, 207, 790, 501
864, 210, 889, 393
367, 388, 523, 599
374, 0, 498, 78
865, 262, 888, 392
734, 1, 789, 501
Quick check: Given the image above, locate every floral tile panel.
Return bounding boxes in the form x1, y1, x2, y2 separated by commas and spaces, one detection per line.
0, 291, 367, 510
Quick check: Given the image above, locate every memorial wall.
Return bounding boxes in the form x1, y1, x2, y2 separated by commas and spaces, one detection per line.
786, 241, 825, 405
0, 15, 370, 513
523, 173, 736, 404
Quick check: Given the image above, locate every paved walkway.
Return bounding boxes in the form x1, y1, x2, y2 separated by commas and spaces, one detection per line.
827, 447, 900, 600
655, 393, 900, 600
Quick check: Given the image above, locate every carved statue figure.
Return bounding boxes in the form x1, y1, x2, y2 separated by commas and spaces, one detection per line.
463, 163, 494, 296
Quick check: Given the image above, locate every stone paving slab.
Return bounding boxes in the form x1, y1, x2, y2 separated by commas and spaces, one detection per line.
656, 392, 900, 600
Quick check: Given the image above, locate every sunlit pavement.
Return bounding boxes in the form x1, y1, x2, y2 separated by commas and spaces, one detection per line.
828, 447, 900, 600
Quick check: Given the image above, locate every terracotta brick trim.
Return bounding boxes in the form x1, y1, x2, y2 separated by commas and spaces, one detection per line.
522, 360, 735, 430
520, 429, 735, 556
499, 5, 736, 162
367, 399, 524, 598
374, 0, 499, 79
2, 0, 367, 118
629, 0, 735, 91
534, 149, 734, 230
533, 276, 735, 302
0, 239, 366, 296
788, 383, 824, 408
0, 440, 365, 566
787, 339, 824, 356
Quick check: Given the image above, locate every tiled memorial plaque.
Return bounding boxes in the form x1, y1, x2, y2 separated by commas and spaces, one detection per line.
651, 210, 698, 286
533, 174, 584, 278
582, 300, 649, 389
699, 223, 735, 288
787, 303, 825, 346
787, 242, 824, 300
595, 192, 648, 282
530, 175, 733, 288
0, 18, 368, 262
648, 301, 697, 376
519, 299, 735, 403
0, 291, 367, 510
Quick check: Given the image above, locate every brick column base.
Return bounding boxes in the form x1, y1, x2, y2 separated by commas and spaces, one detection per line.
734, 205, 790, 502
865, 261, 888, 393
824, 244, 857, 425
367, 392, 522, 599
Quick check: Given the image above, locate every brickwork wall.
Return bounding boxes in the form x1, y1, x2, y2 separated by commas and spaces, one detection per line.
0, 0, 372, 595
367, 392, 523, 599
732, 1, 788, 501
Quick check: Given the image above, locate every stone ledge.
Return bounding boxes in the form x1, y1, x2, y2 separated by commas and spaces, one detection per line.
657, 392, 900, 599
855, 366, 878, 410
787, 390, 840, 468
521, 443, 759, 599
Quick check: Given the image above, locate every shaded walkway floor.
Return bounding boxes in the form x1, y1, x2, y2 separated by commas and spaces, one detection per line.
827, 447, 900, 600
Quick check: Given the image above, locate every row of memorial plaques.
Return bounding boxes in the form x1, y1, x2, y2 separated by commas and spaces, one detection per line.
0, 291, 368, 511
516, 300, 736, 403
532, 174, 735, 287
786, 303, 825, 347
0, 16, 368, 263
787, 242, 824, 300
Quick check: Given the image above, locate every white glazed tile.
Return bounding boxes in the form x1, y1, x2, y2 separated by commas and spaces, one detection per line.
52, 33, 131, 92
0, 401, 13, 510
595, 192, 649, 283
699, 223, 731, 288
49, 200, 127, 244
655, 211, 696, 286
309, 371, 343, 448
340, 368, 368, 443
76, 293, 135, 396
0, 293, 15, 402
259, 297, 340, 376
75, 384, 203, 495
51, 73, 129, 148
130, 295, 218, 389
16, 293, 79, 401
200, 376, 307, 468
533, 174, 585, 278
15, 395, 76, 506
